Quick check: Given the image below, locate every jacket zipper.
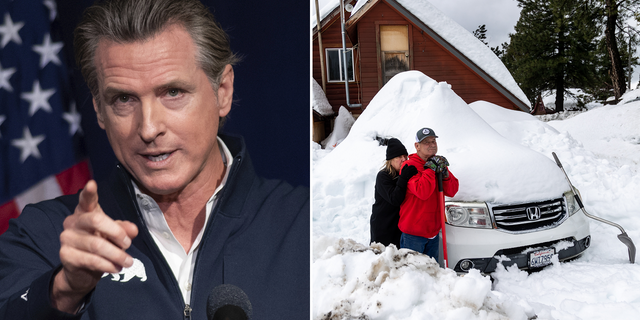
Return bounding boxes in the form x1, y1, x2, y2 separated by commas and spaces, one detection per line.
187, 156, 240, 319
118, 165, 194, 319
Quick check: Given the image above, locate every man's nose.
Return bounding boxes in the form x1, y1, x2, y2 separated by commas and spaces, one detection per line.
138, 98, 166, 143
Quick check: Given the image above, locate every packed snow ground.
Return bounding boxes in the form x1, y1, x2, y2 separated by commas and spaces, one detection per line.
312, 72, 640, 319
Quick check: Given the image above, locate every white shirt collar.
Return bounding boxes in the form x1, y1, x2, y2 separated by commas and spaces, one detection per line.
132, 137, 233, 304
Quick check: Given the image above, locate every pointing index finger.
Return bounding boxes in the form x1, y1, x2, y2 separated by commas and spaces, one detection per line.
78, 180, 99, 213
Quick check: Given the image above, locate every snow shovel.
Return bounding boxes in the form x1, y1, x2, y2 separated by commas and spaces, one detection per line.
436, 170, 449, 268
552, 152, 636, 264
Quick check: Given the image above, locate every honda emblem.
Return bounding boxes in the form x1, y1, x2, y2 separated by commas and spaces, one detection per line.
526, 207, 541, 220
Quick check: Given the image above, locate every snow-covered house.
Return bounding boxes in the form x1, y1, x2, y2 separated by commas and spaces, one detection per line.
312, 0, 531, 115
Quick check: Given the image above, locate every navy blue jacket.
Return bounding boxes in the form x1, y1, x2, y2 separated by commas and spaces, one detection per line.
0, 134, 310, 319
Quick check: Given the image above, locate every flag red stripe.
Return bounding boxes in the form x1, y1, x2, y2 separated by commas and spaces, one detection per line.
0, 200, 20, 235
55, 160, 92, 196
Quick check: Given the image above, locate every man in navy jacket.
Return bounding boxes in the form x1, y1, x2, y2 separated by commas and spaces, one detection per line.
0, 0, 309, 318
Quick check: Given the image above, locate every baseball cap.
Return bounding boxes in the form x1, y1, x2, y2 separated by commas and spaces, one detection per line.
415, 127, 438, 142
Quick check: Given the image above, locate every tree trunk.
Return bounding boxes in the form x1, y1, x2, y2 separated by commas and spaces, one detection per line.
555, 76, 565, 113
555, 20, 566, 113
605, 0, 626, 101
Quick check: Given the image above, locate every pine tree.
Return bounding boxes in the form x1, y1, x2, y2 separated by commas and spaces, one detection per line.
472, 24, 489, 46
504, 0, 600, 112
596, 0, 640, 102
472, 24, 508, 59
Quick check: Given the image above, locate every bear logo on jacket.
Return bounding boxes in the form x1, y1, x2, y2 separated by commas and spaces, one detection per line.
102, 258, 147, 282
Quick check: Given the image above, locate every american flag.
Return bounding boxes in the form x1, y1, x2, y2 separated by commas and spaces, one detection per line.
0, 0, 91, 234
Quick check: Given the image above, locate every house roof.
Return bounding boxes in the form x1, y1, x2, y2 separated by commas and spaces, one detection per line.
312, 0, 531, 111
311, 0, 354, 30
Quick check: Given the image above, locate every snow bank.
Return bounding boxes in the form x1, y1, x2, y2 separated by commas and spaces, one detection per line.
321, 106, 355, 149
313, 237, 534, 320
549, 103, 640, 163
312, 78, 334, 116
492, 261, 640, 319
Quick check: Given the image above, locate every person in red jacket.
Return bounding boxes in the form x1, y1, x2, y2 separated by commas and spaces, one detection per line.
398, 128, 459, 261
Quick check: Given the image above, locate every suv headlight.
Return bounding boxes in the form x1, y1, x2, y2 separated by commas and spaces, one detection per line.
564, 189, 582, 216
445, 202, 493, 229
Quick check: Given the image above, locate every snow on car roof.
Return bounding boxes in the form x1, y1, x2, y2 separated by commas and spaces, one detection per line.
313, 71, 568, 207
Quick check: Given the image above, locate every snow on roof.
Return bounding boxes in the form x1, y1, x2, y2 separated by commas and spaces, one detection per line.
310, 0, 342, 29
312, 0, 531, 109
395, 0, 530, 108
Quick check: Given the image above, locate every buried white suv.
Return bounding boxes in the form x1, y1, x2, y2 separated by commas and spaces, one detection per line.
438, 101, 591, 273
442, 190, 591, 273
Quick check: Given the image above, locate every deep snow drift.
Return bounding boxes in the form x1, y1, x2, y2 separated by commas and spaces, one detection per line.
312, 72, 640, 319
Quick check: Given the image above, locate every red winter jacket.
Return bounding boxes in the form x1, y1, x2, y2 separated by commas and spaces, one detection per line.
398, 153, 459, 239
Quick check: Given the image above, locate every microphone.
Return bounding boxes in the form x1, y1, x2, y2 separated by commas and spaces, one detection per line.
206, 284, 253, 320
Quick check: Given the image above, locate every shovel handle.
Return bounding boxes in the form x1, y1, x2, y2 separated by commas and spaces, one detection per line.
552, 152, 563, 168
436, 170, 443, 192
436, 170, 448, 268
574, 193, 585, 209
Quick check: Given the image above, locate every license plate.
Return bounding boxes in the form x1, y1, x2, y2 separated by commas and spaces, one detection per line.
528, 248, 555, 268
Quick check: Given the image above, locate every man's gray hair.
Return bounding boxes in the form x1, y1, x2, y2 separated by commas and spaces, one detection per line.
74, 0, 239, 104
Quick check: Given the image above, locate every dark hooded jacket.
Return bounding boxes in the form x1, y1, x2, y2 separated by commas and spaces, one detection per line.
0, 134, 309, 320
370, 169, 410, 247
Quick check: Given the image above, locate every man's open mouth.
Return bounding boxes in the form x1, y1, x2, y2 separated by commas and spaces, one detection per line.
147, 153, 170, 162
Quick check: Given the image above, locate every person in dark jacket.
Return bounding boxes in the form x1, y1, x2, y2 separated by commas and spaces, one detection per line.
0, 1, 309, 319
370, 138, 418, 247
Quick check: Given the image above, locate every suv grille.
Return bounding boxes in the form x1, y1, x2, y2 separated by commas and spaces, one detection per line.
491, 197, 567, 233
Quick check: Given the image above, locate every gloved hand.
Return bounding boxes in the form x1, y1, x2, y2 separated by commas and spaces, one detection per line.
426, 155, 450, 179
431, 155, 449, 171
399, 164, 418, 182
424, 158, 438, 172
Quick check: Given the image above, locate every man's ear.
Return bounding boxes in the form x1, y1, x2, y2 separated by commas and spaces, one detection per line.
93, 98, 106, 129
217, 64, 234, 118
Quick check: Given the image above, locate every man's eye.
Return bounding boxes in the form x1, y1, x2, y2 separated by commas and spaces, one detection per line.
168, 89, 181, 97
118, 95, 130, 103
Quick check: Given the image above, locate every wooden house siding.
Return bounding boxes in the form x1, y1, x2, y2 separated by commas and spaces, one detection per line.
356, 3, 407, 105
312, 0, 526, 115
354, 1, 520, 111
313, 19, 362, 113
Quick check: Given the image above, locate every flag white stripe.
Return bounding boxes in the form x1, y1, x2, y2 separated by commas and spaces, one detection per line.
14, 175, 63, 212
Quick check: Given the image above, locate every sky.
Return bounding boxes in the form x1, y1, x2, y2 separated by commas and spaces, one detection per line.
427, 0, 522, 49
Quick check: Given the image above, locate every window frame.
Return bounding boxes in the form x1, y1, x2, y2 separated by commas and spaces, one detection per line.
325, 48, 356, 83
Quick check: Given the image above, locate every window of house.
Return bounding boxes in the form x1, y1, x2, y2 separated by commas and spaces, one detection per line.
380, 25, 409, 84
326, 48, 355, 82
